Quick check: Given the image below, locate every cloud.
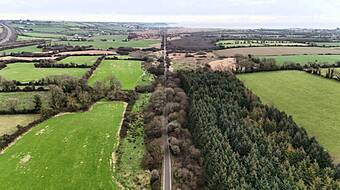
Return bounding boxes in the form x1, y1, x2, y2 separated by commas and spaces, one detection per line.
0, 0, 340, 28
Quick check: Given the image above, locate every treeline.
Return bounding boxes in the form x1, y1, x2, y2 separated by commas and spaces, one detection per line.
82, 56, 104, 81
0, 76, 47, 92
180, 71, 340, 189
41, 74, 122, 118
0, 63, 6, 70
142, 73, 204, 190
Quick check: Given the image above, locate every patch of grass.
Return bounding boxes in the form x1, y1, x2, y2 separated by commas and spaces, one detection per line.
116, 94, 151, 189
238, 71, 340, 163
0, 45, 42, 55
137, 72, 155, 86
0, 63, 89, 82
88, 60, 144, 90
0, 101, 126, 190
0, 92, 48, 111
57, 56, 100, 66
22, 32, 66, 39
313, 42, 340, 47
0, 114, 40, 136
259, 54, 340, 65
53, 35, 160, 49
17, 36, 50, 41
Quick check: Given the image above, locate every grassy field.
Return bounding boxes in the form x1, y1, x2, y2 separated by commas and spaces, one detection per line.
214, 47, 340, 57
238, 71, 340, 163
57, 56, 100, 66
216, 40, 307, 48
116, 93, 151, 189
17, 36, 50, 41
0, 92, 48, 111
22, 32, 67, 39
53, 35, 160, 49
0, 115, 40, 136
88, 60, 144, 90
258, 54, 340, 65
0, 101, 126, 190
313, 42, 340, 47
0, 63, 89, 82
0, 45, 42, 55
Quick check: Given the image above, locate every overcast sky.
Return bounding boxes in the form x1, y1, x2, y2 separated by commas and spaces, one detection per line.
1, 0, 340, 28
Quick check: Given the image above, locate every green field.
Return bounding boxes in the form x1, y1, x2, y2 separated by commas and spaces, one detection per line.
313, 42, 340, 47
17, 35, 50, 41
238, 71, 340, 163
0, 45, 42, 55
0, 101, 126, 190
88, 60, 144, 90
57, 56, 100, 66
17, 32, 68, 42
22, 32, 67, 39
259, 54, 340, 65
0, 115, 40, 136
0, 92, 48, 111
0, 63, 89, 82
53, 35, 160, 49
116, 93, 151, 189
217, 40, 307, 48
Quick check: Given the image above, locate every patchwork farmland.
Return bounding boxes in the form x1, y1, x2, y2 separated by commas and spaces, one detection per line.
1, 19, 340, 189
0, 20, 162, 190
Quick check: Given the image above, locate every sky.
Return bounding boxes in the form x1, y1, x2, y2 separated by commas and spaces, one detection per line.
1, 0, 340, 29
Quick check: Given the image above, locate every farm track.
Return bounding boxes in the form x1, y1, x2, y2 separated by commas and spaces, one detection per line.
162, 30, 172, 190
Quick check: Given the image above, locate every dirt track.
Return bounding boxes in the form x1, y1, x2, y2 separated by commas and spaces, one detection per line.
214, 47, 340, 56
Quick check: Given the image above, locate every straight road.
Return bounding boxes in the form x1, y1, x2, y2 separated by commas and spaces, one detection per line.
162, 29, 172, 190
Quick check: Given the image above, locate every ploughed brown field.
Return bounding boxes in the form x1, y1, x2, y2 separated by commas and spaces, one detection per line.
214, 47, 340, 56
208, 58, 236, 71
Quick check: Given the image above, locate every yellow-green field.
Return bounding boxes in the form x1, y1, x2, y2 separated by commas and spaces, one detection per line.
88, 60, 145, 90
0, 115, 40, 136
0, 63, 89, 82
238, 71, 340, 163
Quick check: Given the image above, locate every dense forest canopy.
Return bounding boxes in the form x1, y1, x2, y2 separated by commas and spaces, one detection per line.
180, 71, 340, 189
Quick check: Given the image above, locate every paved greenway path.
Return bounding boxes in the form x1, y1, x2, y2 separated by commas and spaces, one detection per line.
162, 30, 172, 190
